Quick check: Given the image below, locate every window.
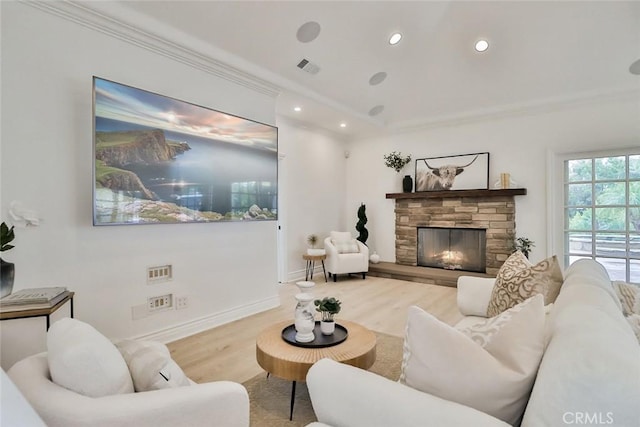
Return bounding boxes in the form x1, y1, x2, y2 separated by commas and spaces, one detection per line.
564, 153, 640, 283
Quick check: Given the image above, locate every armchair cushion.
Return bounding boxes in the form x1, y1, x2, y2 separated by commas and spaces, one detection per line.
115, 340, 190, 392
400, 295, 545, 425
47, 318, 134, 398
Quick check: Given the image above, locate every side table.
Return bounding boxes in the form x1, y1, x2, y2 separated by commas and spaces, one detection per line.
0, 291, 74, 330
303, 253, 327, 282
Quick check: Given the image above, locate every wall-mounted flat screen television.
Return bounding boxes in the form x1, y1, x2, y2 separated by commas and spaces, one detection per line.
93, 77, 278, 225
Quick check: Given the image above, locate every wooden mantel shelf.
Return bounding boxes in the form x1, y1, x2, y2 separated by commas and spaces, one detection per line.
386, 188, 527, 199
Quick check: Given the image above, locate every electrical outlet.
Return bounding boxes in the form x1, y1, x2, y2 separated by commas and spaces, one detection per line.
147, 265, 172, 284
175, 296, 188, 310
148, 294, 172, 312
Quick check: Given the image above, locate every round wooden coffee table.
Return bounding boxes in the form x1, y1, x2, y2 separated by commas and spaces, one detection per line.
256, 319, 376, 420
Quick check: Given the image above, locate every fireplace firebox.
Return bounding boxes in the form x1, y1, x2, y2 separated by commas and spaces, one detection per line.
417, 227, 486, 273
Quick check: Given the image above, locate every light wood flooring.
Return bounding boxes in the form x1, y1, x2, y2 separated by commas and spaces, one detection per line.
166, 275, 462, 384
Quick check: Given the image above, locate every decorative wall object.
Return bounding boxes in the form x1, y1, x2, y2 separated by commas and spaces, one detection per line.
93, 77, 278, 225
415, 152, 489, 192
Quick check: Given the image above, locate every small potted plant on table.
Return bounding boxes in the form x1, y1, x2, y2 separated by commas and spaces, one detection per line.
307, 234, 325, 256
314, 296, 342, 335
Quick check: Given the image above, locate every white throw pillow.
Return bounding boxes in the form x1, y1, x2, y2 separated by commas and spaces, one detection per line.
399, 295, 545, 425
329, 231, 352, 242
330, 231, 360, 254
333, 239, 360, 254
47, 318, 134, 397
116, 340, 191, 391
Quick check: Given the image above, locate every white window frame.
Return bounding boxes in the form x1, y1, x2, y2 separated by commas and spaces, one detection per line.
548, 147, 640, 283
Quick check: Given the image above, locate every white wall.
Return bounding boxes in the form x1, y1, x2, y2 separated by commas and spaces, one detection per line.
346, 96, 640, 264
0, 2, 280, 369
276, 117, 348, 281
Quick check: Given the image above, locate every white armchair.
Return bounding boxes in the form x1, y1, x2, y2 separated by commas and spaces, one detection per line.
7, 317, 249, 427
324, 231, 369, 282
8, 354, 249, 427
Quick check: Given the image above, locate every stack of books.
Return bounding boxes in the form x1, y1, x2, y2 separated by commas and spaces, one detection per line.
0, 287, 70, 312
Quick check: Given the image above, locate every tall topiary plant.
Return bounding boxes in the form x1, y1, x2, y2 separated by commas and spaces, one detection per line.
356, 203, 368, 245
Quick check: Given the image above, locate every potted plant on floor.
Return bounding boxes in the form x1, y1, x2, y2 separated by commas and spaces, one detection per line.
314, 296, 342, 335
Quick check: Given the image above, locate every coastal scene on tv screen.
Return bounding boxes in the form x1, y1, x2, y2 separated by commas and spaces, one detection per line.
93, 77, 278, 225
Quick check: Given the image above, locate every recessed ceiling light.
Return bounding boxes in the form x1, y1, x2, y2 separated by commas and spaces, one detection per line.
340, 123, 347, 128
389, 33, 402, 45
475, 39, 489, 52
369, 72, 387, 86
297, 21, 321, 43
369, 105, 385, 117
294, 106, 302, 112
630, 58, 640, 75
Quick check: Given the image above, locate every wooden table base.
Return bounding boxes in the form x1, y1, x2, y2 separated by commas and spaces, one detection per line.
256, 319, 376, 420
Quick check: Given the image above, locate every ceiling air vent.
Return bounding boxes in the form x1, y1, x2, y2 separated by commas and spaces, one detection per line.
297, 58, 320, 75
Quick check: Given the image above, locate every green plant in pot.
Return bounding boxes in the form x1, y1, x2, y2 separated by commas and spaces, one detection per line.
1, 222, 16, 298
306, 233, 325, 256
314, 296, 342, 335
384, 151, 413, 192
513, 237, 535, 259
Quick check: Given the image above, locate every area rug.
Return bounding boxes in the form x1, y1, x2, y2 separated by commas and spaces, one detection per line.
243, 332, 403, 427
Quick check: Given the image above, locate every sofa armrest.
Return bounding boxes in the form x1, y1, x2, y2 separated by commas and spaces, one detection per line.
9, 354, 249, 427
456, 276, 496, 317
306, 359, 508, 427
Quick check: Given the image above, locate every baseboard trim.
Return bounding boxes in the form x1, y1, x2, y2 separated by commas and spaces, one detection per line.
132, 295, 280, 343
286, 265, 327, 284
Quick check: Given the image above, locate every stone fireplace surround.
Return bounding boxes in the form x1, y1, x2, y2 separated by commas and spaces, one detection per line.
388, 189, 526, 277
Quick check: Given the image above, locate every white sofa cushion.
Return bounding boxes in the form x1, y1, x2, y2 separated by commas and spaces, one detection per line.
487, 251, 563, 317
116, 340, 191, 392
47, 318, 134, 398
400, 295, 545, 425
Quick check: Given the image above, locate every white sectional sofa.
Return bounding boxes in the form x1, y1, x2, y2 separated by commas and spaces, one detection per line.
306, 259, 640, 426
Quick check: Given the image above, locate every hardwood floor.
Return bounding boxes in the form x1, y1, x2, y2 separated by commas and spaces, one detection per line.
166, 275, 462, 384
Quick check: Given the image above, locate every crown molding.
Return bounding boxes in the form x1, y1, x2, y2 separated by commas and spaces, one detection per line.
22, 0, 281, 98
390, 87, 640, 134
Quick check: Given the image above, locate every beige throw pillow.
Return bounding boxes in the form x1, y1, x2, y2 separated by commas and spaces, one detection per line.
399, 295, 545, 426
487, 251, 563, 317
116, 340, 191, 392
612, 281, 640, 316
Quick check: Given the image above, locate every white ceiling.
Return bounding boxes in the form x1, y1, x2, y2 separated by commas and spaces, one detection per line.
108, 1, 640, 137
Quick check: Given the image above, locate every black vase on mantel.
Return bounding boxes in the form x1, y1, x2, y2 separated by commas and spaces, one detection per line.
402, 175, 413, 193
0, 258, 15, 298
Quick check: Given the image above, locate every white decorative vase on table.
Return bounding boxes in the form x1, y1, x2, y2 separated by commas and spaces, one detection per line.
294, 293, 316, 343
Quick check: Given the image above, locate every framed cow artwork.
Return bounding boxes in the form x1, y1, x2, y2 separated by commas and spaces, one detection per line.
415, 152, 489, 192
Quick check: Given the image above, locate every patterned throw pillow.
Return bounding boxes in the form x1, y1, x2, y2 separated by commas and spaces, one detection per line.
116, 340, 191, 392
486, 251, 563, 317
612, 281, 640, 316
332, 238, 360, 254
